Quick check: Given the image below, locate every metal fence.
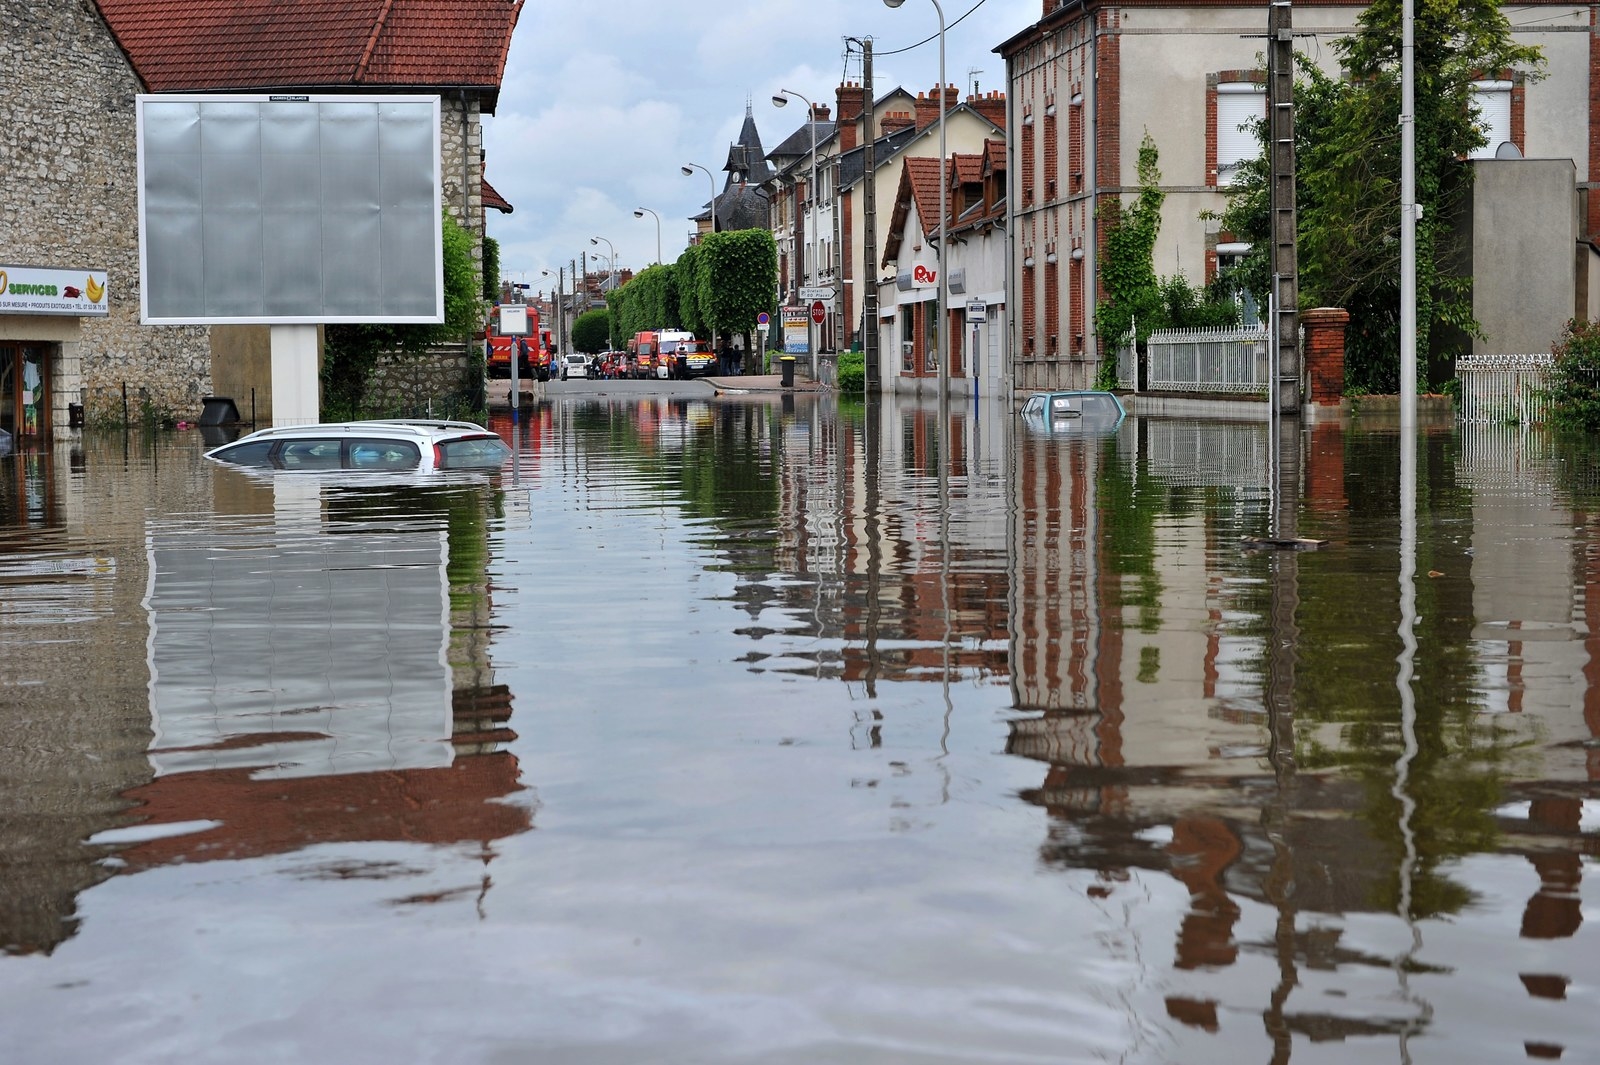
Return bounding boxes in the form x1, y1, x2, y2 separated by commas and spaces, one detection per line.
1117, 326, 1270, 393
1456, 353, 1553, 425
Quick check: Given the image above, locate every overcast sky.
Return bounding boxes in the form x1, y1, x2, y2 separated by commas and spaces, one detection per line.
482, 0, 1042, 296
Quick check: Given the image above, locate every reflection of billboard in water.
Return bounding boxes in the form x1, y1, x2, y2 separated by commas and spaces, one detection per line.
144, 524, 453, 779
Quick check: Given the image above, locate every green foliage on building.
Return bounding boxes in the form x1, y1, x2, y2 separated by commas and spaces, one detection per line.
1218, 0, 1542, 393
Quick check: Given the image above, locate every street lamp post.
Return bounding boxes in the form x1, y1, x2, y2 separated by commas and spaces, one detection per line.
589, 236, 616, 287
773, 89, 821, 376
681, 162, 717, 238
682, 161, 721, 367
884, 0, 947, 417
633, 207, 662, 265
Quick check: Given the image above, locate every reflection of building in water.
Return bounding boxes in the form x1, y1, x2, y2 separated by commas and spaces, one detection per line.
1458, 426, 1598, 1061
1005, 421, 1600, 1056
0, 456, 529, 955
1, 438, 184, 954
762, 396, 1013, 686
117, 479, 530, 869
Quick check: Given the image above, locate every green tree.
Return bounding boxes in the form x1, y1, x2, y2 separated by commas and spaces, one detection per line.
696, 229, 778, 373
674, 242, 707, 339
612, 264, 681, 340
1220, 0, 1542, 392
481, 235, 500, 302
571, 308, 611, 353
323, 211, 482, 417
1547, 318, 1600, 430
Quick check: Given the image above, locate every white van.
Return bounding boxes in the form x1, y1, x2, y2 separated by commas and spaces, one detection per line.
561, 353, 589, 380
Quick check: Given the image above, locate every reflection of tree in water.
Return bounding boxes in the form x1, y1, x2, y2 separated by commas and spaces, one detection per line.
1295, 429, 1504, 920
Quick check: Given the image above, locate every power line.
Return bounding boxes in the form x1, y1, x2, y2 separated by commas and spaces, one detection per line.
876, 0, 994, 57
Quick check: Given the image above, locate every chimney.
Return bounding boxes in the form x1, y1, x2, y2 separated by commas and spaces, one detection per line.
881, 110, 914, 134
967, 89, 1007, 130
914, 84, 961, 131
836, 81, 865, 151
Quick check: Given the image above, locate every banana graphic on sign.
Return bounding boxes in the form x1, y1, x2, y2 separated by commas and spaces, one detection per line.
85, 275, 105, 303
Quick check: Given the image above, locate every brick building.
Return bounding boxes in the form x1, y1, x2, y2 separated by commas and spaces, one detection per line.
999, 0, 1596, 392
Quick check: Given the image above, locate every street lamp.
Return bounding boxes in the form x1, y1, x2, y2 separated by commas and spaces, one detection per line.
589, 236, 616, 287
681, 162, 717, 237
884, 0, 947, 416
773, 89, 821, 373
633, 207, 662, 264
542, 267, 565, 357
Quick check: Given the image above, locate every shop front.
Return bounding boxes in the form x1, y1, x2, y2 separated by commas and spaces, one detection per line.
0, 264, 107, 444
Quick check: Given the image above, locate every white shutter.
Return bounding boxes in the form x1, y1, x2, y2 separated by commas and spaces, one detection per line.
1470, 81, 1512, 159
1216, 84, 1265, 187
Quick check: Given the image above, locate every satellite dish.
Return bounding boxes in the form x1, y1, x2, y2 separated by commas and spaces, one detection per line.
1494, 140, 1523, 160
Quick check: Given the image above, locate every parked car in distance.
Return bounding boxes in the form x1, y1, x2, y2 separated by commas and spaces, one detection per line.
561, 353, 590, 380
203, 420, 511, 473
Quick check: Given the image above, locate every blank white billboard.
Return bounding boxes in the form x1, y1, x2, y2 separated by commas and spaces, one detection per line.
137, 94, 444, 325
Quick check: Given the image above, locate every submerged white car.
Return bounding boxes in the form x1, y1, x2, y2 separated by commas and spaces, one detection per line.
203, 419, 511, 473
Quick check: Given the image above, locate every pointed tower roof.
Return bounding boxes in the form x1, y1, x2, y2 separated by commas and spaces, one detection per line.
725, 100, 774, 186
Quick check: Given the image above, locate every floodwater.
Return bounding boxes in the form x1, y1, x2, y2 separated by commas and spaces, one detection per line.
0, 394, 1596, 1064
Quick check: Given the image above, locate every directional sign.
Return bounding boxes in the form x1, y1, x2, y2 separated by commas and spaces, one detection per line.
810, 300, 826, 326
799, 286, 835, 301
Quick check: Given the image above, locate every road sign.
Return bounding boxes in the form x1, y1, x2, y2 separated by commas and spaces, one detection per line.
799, 286, 835, 301
810, 300, 826, 326
757, 311, 770, 326
965, 300, 987, 324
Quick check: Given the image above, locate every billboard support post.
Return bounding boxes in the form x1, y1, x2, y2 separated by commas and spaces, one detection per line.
270, 325, 320, 426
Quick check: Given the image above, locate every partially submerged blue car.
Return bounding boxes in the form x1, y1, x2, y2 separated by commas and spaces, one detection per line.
1018, 390, 1126, 433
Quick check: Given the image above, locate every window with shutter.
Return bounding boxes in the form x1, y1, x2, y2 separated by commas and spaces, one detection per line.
1216, 84, 1265, 187
1469, 81, 1512, 159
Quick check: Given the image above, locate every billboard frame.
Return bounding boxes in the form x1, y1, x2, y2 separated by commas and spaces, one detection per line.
136, 93, 444, 326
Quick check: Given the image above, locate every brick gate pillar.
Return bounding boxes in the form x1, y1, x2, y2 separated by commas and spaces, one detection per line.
1302, 307, 1350, 408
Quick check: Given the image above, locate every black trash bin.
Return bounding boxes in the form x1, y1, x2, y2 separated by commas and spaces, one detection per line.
199, 396, 241, 426
779, 356, 796, 389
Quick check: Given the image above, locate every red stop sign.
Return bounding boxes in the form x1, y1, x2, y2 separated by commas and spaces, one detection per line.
810, 300, 826, 325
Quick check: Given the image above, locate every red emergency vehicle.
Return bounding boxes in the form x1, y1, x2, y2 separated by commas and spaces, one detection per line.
486, 305, 553, 378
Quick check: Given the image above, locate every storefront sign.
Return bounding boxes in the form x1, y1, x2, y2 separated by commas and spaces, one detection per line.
0, 264, 109, 316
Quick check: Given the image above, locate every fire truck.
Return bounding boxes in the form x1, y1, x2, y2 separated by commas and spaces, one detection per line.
485, 304, 553, 378
628, 329, 715, 379
626, 330, 659, 379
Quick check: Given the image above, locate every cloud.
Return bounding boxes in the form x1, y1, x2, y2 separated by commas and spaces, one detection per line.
483, 0, 1041, 292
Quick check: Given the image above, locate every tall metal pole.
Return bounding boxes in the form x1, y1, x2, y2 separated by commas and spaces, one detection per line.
934, 0, 948, 423
883, 0, 944, 409
775, 90, 821, 378
683, 162, 719, 361
634, 207, 662, 264
1267, 1, 1299, 417
1400, 0, 1417, 429
862, 37, 880, 389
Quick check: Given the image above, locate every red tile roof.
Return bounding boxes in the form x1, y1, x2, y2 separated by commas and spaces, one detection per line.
482, 176, 512, 214
96, 0, 519, 105
953, 152, 983, 186
883, 155, 950, 265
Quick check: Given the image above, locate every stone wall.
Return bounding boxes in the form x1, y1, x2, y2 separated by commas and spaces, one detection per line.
365, 344, 480, 417
440, 94, 486, 268
2, 3, 213, 429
